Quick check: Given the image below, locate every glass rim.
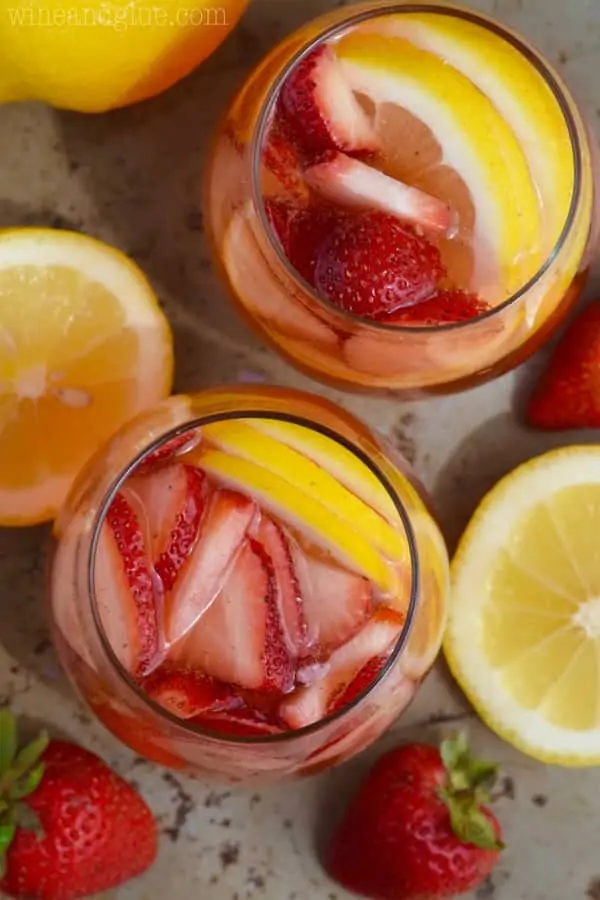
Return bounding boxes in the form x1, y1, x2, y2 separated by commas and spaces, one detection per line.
250, 1, 584, 335
86, 405, 421, 745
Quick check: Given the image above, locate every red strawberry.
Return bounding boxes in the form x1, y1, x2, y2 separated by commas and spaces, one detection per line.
173, 537, 295, 694
143, 667, 241, 719
328, 654, 388, 714
305, 152, 452, 234
292, 546, 372, 651
105, 492, 160, 677
527, 301, 600, 429
0, 711, 157, 900
385, 288, 489, 326
167, 488, 257, 643
253, 517, 308, 655
325, 735, 503, 900
154, 467, 207, 591
287, 207, 446, 319
279, 609, 404, 729
193, 707, 284, 738
265, 197, 300, 254
135, 432, 199, 475
262, 120, 308, 201
279, 45, 377, 156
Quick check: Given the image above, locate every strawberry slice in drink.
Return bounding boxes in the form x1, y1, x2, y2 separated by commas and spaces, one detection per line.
135, 431, 201, 475
305, 152, 452, 234
193, 707, 284, 738
262, 118, 309, 204
253, 517, 308, 655
382, 288, 490, 325
286, 206, 446, 319
126, 465, 207, 591
99, 493, 161, 677
173, 537, 295, 694
143, 667, 241, 719
292, 546, 373, 651
278, 45, 377, 156
166, 488, 257, 643
279, 609, 405, 729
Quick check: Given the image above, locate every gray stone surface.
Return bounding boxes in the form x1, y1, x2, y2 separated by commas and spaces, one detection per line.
1, 1, 600, 898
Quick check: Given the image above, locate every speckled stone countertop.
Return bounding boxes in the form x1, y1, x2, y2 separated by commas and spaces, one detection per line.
1, 1, 600, 898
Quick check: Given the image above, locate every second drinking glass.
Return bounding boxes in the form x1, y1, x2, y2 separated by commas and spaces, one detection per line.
204, 1, 598, 395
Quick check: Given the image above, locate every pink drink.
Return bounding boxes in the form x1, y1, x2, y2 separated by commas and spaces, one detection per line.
49, 388, 448, 782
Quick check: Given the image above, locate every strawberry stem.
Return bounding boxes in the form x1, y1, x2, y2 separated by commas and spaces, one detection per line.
0, 709, 49, 872
438, 733, 505, 852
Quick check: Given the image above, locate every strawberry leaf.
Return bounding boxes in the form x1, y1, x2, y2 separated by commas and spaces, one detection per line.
0, 709, 17, 776
9, 801, 43, 837
446, 796, 504, 851
4, 732, 49, 790
0, 822, 16, 877
9, 762, 45, 800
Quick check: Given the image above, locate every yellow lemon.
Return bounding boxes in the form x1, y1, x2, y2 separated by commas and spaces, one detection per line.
335, 32, 543, 302
202, 418, 407, 560
363, 11, 574, 255
194, 446, 400, 593
446, 446, 600, 766
0, 0, 249, 112
0, 228, 173, 525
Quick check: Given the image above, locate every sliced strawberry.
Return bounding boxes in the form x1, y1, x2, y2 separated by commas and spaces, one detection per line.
193, 707, 284, 737
279, 609, 404, 729
167, 489, 257, 643
328, 655, 388, 714
154, 467, 207, 591
125, 464, 206, 575
292, 546, 372, 651
254, 518, 308, 655
173, 538, 295, 693
279, 45, 377, 156
265, 198, 300, 254
384, 288, 489, 326
262, 119, 308, 202
103, 493, 161, 677
143, 667, 241, 719
136, 432, 200, 475
305, 152, 451, 234
287, 207, 445, 319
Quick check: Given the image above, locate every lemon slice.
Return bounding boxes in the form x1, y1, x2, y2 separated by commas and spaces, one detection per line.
0, 228, 173, 525
249, 418, 399, 522
202, 419, 407, 560
445, 446, 600, 765
195, 447, 398, 593
364, 12, 574, 253
335, 32, 542, 300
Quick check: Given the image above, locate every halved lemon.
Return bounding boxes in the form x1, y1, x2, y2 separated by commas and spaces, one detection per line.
0, 228, 173, 526
360, 11, 574, 255
445, 446, 600, 765
335, 32, 543, 301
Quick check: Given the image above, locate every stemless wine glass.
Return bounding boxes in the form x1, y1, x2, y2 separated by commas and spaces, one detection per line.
48, 386, 448, 783
204, 1, 598, 396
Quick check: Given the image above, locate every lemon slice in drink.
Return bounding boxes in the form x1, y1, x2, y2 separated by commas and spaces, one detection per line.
0, 228, 173, 525
202, 419, 407, 560
363, 12, 574, 254
445, 446, 600, 765
195, 447, 398, 593
335, 32, 542, 301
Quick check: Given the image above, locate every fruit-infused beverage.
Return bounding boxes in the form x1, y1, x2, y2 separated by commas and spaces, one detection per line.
205, 2, 598, 395
49, 387, 448, 782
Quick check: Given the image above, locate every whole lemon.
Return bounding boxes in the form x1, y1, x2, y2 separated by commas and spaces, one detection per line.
0, 0, 249, 112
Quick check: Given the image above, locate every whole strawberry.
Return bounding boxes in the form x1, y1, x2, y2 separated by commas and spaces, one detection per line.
325, 735, 503, 899
0, 709, 157, 900
527, 301, 600, 430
